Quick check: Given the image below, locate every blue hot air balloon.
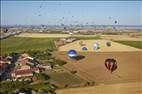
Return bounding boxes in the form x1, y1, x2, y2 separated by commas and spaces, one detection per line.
82, 47, 88, 51
68, 50, 77, 58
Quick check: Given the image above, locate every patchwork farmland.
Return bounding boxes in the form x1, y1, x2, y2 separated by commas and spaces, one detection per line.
56, 39, 142, 93
56, 51, 142, 84
59, 40, 140, 52
1, 32, 142, 94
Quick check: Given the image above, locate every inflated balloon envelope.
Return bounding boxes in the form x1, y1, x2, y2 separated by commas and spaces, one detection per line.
106, 41, 111, 47
93, 42, 100, 50
104, 58, 117, 73
68, 49, 77, 58
82, 47, 88, 51
67, 50, 85, 61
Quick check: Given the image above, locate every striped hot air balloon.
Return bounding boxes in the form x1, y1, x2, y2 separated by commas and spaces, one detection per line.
104, 58, 117, 73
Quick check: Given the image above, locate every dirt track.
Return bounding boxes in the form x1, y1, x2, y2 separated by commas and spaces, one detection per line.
56, 51, 142, 84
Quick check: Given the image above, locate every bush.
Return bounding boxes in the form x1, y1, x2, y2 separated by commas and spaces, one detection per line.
0, 81, 29, 93
54, 59, 67, 66
33, 72, 50, 81
71, 70, 77, 74
25, 50, 53, 60
64, 84, 69, 88
85, 82, 90, 86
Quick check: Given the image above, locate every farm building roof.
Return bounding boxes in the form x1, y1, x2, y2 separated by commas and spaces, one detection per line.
12, 68, 39, 75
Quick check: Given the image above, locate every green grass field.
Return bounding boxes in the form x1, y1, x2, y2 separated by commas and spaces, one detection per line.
114, 41, 142, 49
1, 36, 140, 56
46, 70, 86, 88
0, 81, 52, 93
0, 35, 101, 55
0, 37, 57, 55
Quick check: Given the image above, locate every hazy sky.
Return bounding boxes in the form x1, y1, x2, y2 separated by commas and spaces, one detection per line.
1, 1, 142, 25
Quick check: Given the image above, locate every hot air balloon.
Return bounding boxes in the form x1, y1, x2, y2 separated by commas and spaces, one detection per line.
64, 26, 67, 30
105, 58, 117, 73
113, 20, 118, 31
82, 47, 88, 51
4, 28, 8, 33
68, 50, 77, 58
93, 42, 100, 50
61, 24, 64, 26
114, 20, 117, 24
106, 41, 111, 47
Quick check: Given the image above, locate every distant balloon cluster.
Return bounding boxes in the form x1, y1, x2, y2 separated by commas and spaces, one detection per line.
36, 4, 118, 27
38, 5, 42, 17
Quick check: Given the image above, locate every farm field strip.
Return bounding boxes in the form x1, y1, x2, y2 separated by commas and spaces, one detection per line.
0, 37, 56, 55
114, 41, 142, 49
56, 82, 142, 94
59, 40, 140, 52
56, 51, 142, 85
100, 35, 142, 41
15, 32, 104, 40
15, 33, 142, 41
15, 33, 72, 38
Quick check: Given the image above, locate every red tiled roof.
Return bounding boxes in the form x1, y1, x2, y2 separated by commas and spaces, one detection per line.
0, 60, 7, 64
0, 63, 7, 69
12, 68, 39, 75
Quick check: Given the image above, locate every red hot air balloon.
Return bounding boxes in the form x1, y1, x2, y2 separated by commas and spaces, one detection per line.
105, 58, 117, 73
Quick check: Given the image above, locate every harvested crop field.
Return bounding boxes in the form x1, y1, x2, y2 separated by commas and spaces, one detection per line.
15, 32, 142, 41
56, 51, 142, 84
45, 70, 86, 88
15, 33, 71, 38
15, 33, 100, 39
59, 40, 140, 52
56, 82, 142, 94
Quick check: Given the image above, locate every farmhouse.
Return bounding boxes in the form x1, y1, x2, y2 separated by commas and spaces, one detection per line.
15, 53, 38, 67
60, 38, 76, 43
11, 68, 39, 79
56, 38, 77, 47
37, 63, 52, 70
11, 53, 40, 80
